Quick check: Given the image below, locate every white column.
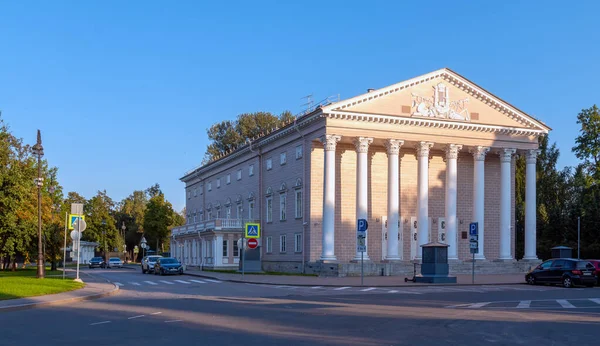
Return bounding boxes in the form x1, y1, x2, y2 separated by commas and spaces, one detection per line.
320, 134, 341, 261
524, 149, 539, 260
444, 144, 462, 260
470, 146, 490, 260
416, 141, 433, 259
353, 137, 373, 261
385, 139, 404, 260
215, 236, 223, 266
499, 148, 516, 260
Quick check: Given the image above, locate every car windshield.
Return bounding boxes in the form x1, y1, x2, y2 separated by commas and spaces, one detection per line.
160, 259, 178, 264
92, 257, 102, 261
109, 258, 120, 262
148, 256, 161, 261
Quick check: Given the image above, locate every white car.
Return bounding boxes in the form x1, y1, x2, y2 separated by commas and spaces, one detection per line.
107, 257, 123, 268
141, 255, 163, 274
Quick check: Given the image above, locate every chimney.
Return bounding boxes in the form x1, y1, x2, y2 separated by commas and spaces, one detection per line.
367, 88, 375, 93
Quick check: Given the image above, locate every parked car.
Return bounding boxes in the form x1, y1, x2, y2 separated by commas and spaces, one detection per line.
154, 257, 183, 276
586, 260, 600, 285
141, 255, 163, 274
88, 257, 106, 269
107, 257, 123, 268
525, 258, 597, 288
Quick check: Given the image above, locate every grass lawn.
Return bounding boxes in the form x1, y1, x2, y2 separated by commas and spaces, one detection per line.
0, 268, 84, 300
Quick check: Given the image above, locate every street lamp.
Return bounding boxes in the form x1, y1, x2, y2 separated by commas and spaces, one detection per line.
121, 222, 127, 262
32, 130, 44, 279
102, 219, 107, 264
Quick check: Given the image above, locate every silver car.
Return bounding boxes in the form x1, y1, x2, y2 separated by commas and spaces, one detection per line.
141, 255, 163, 274
108, 257, 123, 268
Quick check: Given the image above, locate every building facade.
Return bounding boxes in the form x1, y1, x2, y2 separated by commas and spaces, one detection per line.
171, 68, 550, 276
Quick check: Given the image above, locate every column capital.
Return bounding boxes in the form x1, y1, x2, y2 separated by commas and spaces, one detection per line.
470, 146, 490, 161
320, 135, 341, 151
415, 141, 434, 158
525, 149, 540, 164
384, 139, 404, 155
444, 144, 463, 160
498, 148, 517, 163
353, 137, 373, 153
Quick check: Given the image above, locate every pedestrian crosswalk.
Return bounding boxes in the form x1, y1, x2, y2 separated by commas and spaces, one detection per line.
448, 297, 600, 310
112, 278, 221, 287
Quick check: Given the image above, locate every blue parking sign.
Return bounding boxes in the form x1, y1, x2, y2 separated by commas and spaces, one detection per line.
469, 222, 478, 236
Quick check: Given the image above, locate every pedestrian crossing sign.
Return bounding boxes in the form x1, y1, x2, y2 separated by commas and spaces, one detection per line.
245, 223, 260, 239
68, 214, 85, 230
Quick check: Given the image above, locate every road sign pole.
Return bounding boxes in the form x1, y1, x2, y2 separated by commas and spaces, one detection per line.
76, 220, 81, 281
63, 212, 67, 280
242, 235, 245, 279
472, 252, 475, 284
361, 251, 364, 286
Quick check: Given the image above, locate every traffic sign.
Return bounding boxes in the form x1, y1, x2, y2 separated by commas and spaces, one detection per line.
245, 223, 260, 239
469, 222, 478, 236
247, 238, 258, 249
68, 214, 85, 230
357, 237, 366, 252
134, 246, 139, 254
469, 235, 478, 242
72, 218, 87, 232
70, 203, 84, 215
470, 247, 479, 254
357, 219, 368, 232
70, 230, 80, 240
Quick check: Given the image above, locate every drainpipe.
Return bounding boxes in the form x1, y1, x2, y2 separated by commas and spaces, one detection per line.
293, 118, 307, 274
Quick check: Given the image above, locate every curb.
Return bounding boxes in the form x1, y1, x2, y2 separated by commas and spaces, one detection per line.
184, 271, 527, 287
0, 276, 120, 313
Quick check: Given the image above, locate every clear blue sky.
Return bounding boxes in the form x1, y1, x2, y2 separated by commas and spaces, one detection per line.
1, 1, 598, 211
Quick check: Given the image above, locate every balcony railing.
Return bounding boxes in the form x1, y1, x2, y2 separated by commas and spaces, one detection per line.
171, 218, 259, 236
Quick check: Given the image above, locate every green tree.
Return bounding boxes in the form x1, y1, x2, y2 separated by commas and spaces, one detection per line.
573, 105, 600, 179
143, 193, 175, 253
83, 190, 118, 257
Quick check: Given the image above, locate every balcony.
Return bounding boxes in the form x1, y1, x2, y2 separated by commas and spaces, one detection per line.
171, 218, 259, 237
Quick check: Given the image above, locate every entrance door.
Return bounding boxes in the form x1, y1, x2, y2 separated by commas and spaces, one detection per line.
410, 216, 418, 260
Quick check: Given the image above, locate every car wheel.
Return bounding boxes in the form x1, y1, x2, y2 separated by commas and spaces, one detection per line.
179, 269, 183, 275
527, 276, 536, 285
142, 268, 147, 274
160, 269, 165, 276
563, 276, 573, 288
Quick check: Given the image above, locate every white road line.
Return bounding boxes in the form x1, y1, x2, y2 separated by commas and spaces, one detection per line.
360, 287, 377, 292
189, 280, 206, 284
175, 280, 190, 284
517, 300, 531, 308
334, 287, 352, 291
90, 321, 111, 326
114, 282, 124, 287
128, 315, 145, 320
311, 286, 323, 289
159, 280, 174, 285
275, 285, 293, 288
388, 290, 399, 293
144, 281, 158, 285
164, 320, 183, 323
130, 282, 141, 286
150, 312, 162, 315
589, 298, 600, 305
203, 279, 222, 283
468, 302, 491, 309
557, 299, 576, 308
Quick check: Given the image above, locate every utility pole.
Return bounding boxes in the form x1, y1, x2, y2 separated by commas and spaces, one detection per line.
32, 130, 45, 279
578, 217, 581, 259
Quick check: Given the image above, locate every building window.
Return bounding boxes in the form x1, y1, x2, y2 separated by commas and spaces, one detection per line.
237, 204, 243, 219
199, 212, 203, 221
207, 211, 212, 220
266, 236, 272, 253
280, 152, 287, 165
280, 235, 287, 253
233, 240, 239, 257
193, 210, 197, 223
296, 145, 303, 159
249, 164, 254, 176
266, 197, 273, 223
208, 182, 212, 191
217, 178, 221, 188
207, 240, 213, 257
222, 240, 228, 257
187, 191, 191, 199
186, 214, 190, 224
193, 188, 197, 197
216, 209, 221, 218
226, 174, 231, 184
237, 169, 242, 180
266, 158, 272, 170
226, 207, 231, 219
248, 201, 254, 219
295, 233, 302, 253
279, 193, 287, 221
295, 190, 302, 219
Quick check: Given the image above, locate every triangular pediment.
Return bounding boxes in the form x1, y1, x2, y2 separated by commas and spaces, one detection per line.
322, 68, 550, 133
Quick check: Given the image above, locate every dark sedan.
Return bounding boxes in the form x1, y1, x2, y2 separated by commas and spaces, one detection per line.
526, 258, 597, 288
154, 257, 184, 276
88, 257, 106, 269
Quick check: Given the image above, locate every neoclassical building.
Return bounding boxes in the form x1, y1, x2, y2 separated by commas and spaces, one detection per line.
171, 68, 550, 276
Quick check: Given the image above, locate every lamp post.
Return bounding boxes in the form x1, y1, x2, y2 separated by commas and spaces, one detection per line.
32, 130, 45, 279
102, 219, 107, 264
121, 222, 126, 261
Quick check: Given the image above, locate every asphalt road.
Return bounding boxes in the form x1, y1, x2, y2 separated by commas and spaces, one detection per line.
2, 267, 600, 346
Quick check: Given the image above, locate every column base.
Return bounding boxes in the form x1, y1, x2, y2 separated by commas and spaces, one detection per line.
351, 255, 371, 262
522, 256, 539, 261
319, 256, 337, 262
383, 256, 401, 262
496, 257, 515, 261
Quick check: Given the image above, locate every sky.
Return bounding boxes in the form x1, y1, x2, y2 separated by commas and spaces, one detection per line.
1, 1, 599, 212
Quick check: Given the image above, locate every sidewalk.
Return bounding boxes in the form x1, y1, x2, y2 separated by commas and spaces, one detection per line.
185, 269, 526, 287
0, 272, 119, 312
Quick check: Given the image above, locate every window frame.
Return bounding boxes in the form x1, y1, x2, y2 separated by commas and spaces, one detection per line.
266, 197, 273, 223
279, 192, 287, 221
249, 164, 254, 176
222, 240, 228, 257
237, 169, 242, 181
295, 190, 302, 219
294, 233, 302, 253
280, 234, 287, 253
226, 174, 231, 185
266, 236, 272, 253
216, 178, 221, 188
248, 200, 254, 219
280, 152, 287, 165
266, 158, 272, 170
295, 144, 303, 159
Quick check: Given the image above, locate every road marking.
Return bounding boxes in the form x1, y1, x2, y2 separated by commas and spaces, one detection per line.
144, 281, 158, 285
159, 280, 174, 285
150, 312, 162, 315
589, 298, 600, 305
311, 286, 323, 289
90, 321, 111, 326
130, 282, 141, 286
114, 282, 124, 287
164, 320, 183, 323
275, 285, 292, 288
334, 287, 352, 291
557, 299, 576, 308
175, 280, 190, 284
517, 300, 531, 308
360, 287, 377, 292
467, 302, 491, 309
190, 280, 206, 284
203, 279, 222, 283
388, 290, 399, 293
128, 315, 145, 320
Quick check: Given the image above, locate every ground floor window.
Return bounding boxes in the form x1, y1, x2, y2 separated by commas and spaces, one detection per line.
233, 239, 239, 257
222, 240, 228, 257
266, 236, 272, 253
294, 233, 302, 253
280, 235, 287, 253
